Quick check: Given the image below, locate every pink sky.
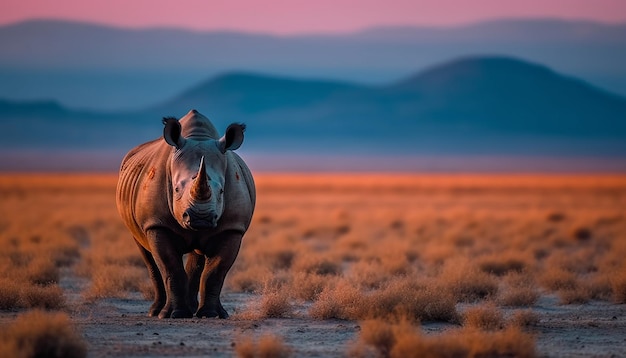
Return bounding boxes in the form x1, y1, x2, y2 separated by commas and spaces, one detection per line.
2, 0, 626, 34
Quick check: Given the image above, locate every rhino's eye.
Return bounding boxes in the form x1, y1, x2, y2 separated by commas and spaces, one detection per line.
220, 188, 224, 195
175, 187, 180, 193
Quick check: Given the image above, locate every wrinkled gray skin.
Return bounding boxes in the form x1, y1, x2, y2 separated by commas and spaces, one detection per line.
116, 110, 255, 319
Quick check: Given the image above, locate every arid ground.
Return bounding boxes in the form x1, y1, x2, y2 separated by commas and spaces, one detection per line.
1, 173, 625, 357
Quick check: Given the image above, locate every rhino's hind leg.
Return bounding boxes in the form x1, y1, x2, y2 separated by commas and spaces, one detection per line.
147, 229, 193, 319
185, 251, 204, 313
196, 231, 242, 319
135, 239, 166, 317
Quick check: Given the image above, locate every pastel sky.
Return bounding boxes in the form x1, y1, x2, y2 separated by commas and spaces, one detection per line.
2, 0, 626, 34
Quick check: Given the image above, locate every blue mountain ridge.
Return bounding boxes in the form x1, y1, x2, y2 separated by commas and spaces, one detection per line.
1, 18, 626, 110
2, 56, 626, 170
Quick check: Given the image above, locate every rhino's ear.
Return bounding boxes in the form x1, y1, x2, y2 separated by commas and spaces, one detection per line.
163, 117, 186, 149
218, 123, 245, 153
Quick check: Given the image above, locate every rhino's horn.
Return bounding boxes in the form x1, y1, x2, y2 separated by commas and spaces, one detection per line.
190, 156, 212, 201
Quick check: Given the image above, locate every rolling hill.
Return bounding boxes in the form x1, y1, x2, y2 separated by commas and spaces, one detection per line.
1, 18, 626, 110
1, 56, 626, 170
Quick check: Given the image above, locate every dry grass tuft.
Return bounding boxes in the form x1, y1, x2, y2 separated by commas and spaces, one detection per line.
498, 273, 539, 307
83, 265, 146, 300
508, 309, 540, 329
293, 256, 342, 276
352, 319, 536, 358
290, 272, 328, 301
0, 278, 65, 310
540, 268, 579, 292
235, 284, 293, 320
309, 279, 362, 320
463, 303, 505, 331
0, 309, 87, 358
309, 278, 459, 323
478, 255, 527, 276
441, 261, 499, 302
611, 269, 626, 303
356, 319, 405, 357
235, 333, 291, 358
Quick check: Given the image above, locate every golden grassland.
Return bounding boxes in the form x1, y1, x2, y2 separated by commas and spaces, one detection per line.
0, 173, 625, 357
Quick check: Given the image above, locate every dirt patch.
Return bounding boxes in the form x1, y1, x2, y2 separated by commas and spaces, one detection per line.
58, 269, 626, 357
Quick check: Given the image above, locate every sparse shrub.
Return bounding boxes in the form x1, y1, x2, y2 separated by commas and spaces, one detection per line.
441, 261, 499, 302
0, 309, 87, 358
228, 266, 271, 293
498, 273, 539, 307
356, 319, 401, 357
83, 265, 146, 300
309, 279, 362, 320
0, 278, 22, 309
266, 250, 295, 270
364, 279, 459, 323
463, 303, 504, 331
0, 278, 65, 310
540, 268, 578, 292
290, 272, 328, 301
351, 320, 537, 358
478, 255, 527, 276
309, 278, 459, 323
508, 310, 540, 329
19, 285, 66, 310
294, 256, 342, 276
236, 286, 293, 320
498, 286, 539, 307
25, 257, 59, 285
259, 289, 293, 318
611, 269, 626, 303
557, 288, 591, 305
235, 334, 291, 358
584, 275, 613, 300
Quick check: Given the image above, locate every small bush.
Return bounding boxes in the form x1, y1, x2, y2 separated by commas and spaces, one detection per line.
441, 262, 499, 302
498, 275, 539, 307
0, 279, 65, 310
508, 310, 540, 329
540, 268, 578, 292
478, 256, 527, 276
463, 303, 504, 331
84, 264, 146, 300
290, 272, 328, 301
557, 288, 591, 305
611, 269, 626, 303
309, 280, 362, 320
351, 320, 537, 358
236, 286, 293, 320
357, 319, 403, 358
235, 334, 291, 358
0, 310, 87, 358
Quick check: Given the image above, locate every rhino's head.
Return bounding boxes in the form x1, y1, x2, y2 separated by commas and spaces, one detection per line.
162, 117, 245, 230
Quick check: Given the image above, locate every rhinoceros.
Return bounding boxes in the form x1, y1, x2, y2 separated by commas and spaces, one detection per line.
116, 109, 255, 319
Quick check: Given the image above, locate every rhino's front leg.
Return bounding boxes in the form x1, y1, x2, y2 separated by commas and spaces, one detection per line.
196, 231, 242, 318
147, 229, 193, 319
134, 239, 166, 317
185, 251, 204, 313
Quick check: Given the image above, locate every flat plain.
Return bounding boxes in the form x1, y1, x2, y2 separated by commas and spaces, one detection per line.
0, 173, 625, 357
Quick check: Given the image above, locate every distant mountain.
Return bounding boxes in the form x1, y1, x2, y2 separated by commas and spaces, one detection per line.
157, 57, 626, 145
1, 19, 626, 110
2, 56, 626, 171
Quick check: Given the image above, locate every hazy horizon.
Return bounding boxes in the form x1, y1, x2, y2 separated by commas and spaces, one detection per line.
3, 0, 626, 35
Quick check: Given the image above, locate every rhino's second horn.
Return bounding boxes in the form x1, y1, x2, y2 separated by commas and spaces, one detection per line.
190, 156, 212, 201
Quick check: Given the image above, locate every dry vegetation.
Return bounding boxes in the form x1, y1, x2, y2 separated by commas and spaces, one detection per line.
1, 173, 625, 356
